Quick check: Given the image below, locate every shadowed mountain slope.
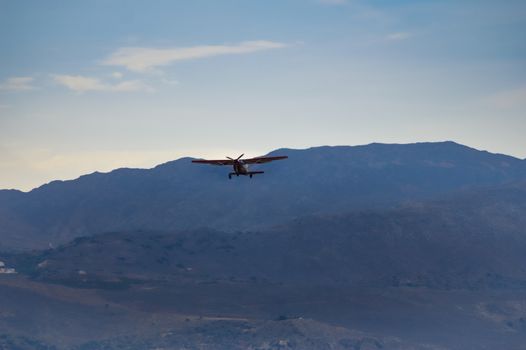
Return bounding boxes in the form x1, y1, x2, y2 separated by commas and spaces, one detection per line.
9, 182, 526, 291
1, 141, 525, 250
1, 149, 526, 350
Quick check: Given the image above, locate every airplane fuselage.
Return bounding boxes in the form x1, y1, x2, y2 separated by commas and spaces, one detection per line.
229, 161, 263, 179
233, 161, 249, 174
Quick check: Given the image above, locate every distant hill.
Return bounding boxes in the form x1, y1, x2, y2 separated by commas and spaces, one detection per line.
1, 141, 525, 250
10, 182, 526, 291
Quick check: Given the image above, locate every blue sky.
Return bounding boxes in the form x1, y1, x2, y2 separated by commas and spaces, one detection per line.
1, 0, 525, 190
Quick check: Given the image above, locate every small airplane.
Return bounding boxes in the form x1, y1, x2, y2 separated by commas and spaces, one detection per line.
192, 154, 288, 179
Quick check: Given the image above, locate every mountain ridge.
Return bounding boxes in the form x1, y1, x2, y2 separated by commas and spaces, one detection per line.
1, 141, 526, 250
5, 141, 525, 194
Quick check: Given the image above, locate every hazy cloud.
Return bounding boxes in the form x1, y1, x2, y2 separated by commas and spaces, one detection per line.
0, 148, 184, 191
386, 32, 413, 41
53, 75, 153, 93
102, 40, 288, 72
0, 77, 35, 91
161, 78, 179, 86
318, 0, 347, 5
488, 87, 526, 108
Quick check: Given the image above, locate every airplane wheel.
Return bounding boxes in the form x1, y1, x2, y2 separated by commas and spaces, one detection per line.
228, 174, 232, 179
250, 174, 253, 178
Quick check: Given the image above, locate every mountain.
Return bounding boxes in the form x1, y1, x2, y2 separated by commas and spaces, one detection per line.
10, 182, 526, 290
2, 182, 526, 349
1, 141, 526, 250
2, 142, 526, 349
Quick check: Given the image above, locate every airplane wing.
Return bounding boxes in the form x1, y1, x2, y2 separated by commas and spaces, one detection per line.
242, 156, 288, 164
191, 159, 235, 166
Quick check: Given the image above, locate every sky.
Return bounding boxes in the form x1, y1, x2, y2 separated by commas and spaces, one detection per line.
1, 0, 525, 191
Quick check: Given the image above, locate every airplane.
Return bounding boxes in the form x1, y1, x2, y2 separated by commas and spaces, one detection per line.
192, 154, 288, 179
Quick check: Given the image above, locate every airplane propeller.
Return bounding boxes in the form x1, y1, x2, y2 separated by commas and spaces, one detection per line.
226, 154, 244, 162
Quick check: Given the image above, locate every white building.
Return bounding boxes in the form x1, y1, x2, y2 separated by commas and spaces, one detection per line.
0, 261, 16, 274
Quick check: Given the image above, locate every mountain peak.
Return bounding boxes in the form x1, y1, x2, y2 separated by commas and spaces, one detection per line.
1, 141, 525, 250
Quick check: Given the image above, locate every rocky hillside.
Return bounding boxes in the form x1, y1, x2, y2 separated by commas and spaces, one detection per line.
8, 182, 526, 291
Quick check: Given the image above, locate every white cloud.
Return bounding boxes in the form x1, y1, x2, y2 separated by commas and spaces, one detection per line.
53, 75, 105, 91
111, 72, 123, 79
0, 77, 35, 91
53, 74, 154, 93
386, 32, 413, 41
102, 40, 288, 72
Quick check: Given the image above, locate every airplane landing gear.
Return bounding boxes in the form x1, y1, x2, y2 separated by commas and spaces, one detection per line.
249, 174, 253, 178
